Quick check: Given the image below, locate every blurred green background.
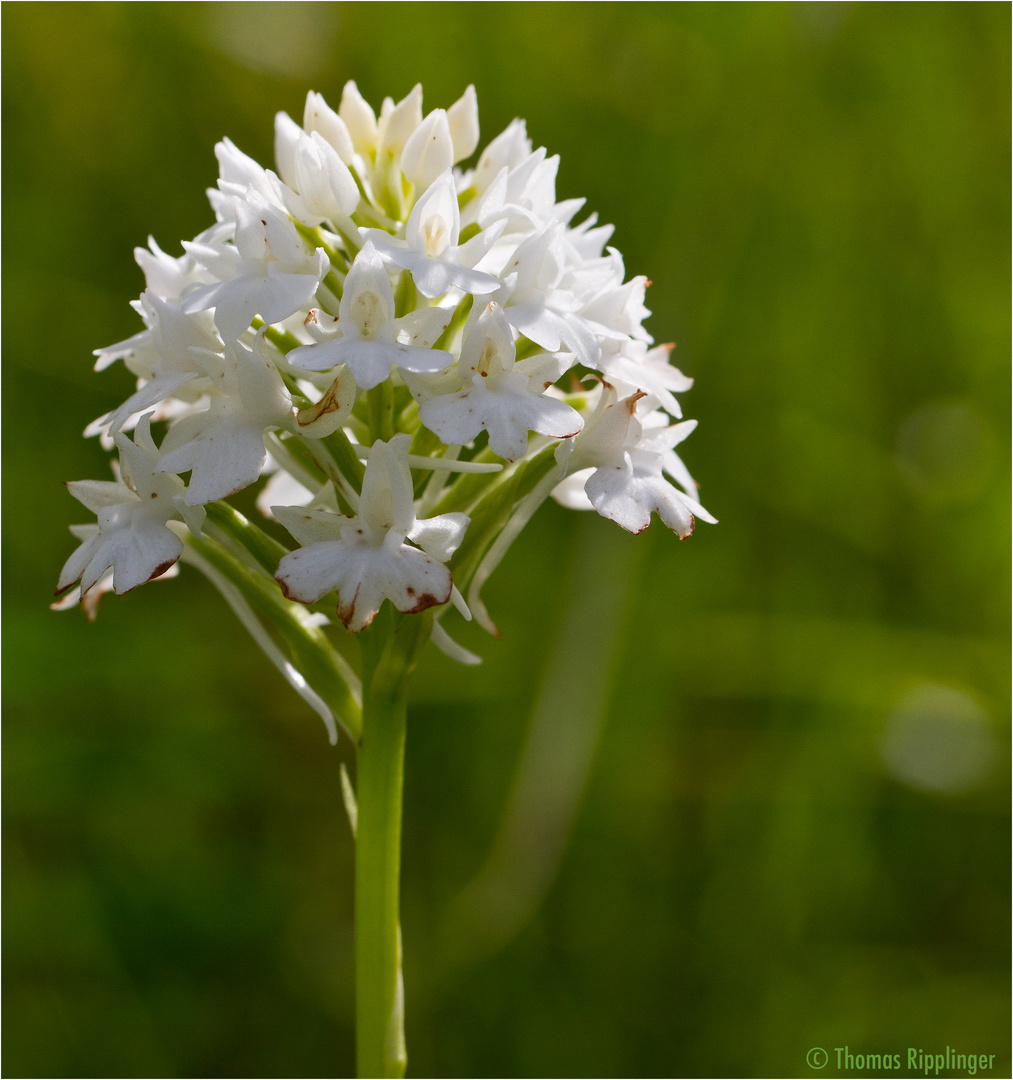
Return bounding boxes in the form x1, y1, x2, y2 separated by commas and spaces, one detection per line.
3, 3, 1009, 1077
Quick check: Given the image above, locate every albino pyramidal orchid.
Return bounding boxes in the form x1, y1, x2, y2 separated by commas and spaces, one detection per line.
56, 82, 715, 1079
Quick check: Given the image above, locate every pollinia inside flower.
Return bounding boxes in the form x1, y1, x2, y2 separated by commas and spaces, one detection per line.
56, 82, 715, 742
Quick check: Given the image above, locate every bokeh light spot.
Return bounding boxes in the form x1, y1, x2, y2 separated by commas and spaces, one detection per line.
882, 684, 996, 795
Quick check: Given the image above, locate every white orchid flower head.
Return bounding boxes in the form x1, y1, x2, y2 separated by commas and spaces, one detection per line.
61, 81, 712, 685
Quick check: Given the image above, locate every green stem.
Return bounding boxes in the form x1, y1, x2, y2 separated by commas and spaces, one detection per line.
368, 381, 395, 443
355, 610, 426, 1078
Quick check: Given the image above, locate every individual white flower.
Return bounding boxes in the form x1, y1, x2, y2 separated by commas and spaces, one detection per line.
446, 84, 480, 162
363, 170, 502, 299
302, 90, 356, 163
493, 223, 602, 367
338, 81, 379, 157
129, 235, 215, 303
344, 83, 425, 210
274, 434, 469, 632
57, 416, 203, 597
468, 145, 566, 236
375, 84, 424, 167
93, 238, 219, 411
585, 273, 652, 341
90, 285, 224, 439
286, 241, 453, 390
466, 118, 533, 203
52, 556, 179, 621
400, 109, 454, 192
418, 302, 583, 461
397, 84, 480, 189
96, 290, 219, 384
157, 338, 294, 505
209, 137, 289, 222
182, 188, 329, 340
211, 129, 355, 235
273, 112, 360, 227
560, 384, 715, 536
597, 340, 693, 419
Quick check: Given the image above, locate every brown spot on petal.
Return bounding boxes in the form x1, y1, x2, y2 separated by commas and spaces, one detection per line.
624, 389, 648, 415
297, 373, 351, 429
149, 559, 177, 581
82, 590, 102, 622
662, 342, 675, 354
276, 575, 299, 602
337, 584, 366, 631
402, 591, 443, 615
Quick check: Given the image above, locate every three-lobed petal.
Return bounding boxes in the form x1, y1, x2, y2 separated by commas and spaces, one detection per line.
287, 242, 454, 390
418, 302, 583, 461
58, 417, 200, 597
274, 435, 469, 632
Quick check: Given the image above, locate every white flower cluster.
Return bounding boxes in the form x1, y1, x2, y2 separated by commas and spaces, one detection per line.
58, 82, 713, 670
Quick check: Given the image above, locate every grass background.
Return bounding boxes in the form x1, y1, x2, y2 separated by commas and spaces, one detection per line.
3, 3, 1009, 1076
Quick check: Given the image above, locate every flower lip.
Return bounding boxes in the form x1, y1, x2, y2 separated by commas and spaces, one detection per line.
273, 435, 469, 632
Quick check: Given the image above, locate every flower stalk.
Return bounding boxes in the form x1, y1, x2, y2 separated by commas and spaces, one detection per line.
354, 609, 426, 1079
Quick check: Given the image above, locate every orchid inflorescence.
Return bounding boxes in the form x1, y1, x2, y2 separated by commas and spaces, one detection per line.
56, 81, 714, 743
